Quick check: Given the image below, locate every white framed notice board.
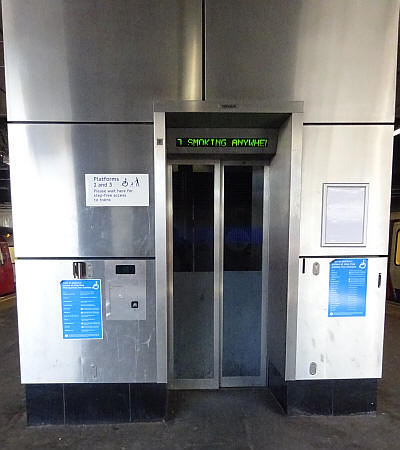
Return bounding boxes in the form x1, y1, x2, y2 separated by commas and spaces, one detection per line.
321, 183, 369, 247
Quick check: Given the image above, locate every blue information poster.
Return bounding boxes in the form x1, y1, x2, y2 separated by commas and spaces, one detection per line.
61, 279, 103, 339
328, 258, 368, 317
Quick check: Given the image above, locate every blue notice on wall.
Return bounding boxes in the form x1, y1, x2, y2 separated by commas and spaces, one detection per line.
61, 279, 103, 339
328, 258, 368, 317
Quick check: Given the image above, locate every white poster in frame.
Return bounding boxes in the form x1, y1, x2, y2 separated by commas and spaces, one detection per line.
321, 183, 369, 247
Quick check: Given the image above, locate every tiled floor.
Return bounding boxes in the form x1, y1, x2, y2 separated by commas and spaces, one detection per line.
1, 296, 400, 449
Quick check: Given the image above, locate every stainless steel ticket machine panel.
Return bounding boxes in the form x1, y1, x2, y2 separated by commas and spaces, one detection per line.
105, 260, 147, 321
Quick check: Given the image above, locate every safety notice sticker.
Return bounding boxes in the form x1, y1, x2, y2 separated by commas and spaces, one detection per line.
61, 279, 103, 339
328, 258, 368, 317
85, 174, 149, 206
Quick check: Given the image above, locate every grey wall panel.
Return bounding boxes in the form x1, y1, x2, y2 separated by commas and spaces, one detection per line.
300, 125, 393, 257
206, 0, 399, 123
2, 0, 202, 122
16, 259, 157, 383
9, 124, 155, 257
296, 257, 386, 380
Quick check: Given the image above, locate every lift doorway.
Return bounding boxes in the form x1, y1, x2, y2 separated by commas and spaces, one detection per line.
167, 161, 268, 389
154, 103, 303, 393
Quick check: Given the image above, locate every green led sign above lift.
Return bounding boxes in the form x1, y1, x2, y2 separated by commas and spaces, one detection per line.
168, 129, 277, 160
176, 138, 268, 148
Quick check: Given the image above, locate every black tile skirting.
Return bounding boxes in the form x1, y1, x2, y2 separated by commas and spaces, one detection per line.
25, 383, 167, 426
268, 363, 377, 415
26, 369, 377, 424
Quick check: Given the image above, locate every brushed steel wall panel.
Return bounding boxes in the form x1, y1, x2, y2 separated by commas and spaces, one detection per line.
2, 0, 202, 122
206, 0, 399, 123
267, 114, 303, 381
267, 118, 291, 377
300, 125, 393, 257
295, 257, 386, 380
9, 124, 155, 257
16, 259, 157, 383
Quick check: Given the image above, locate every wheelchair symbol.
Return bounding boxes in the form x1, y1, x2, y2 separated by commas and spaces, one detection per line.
122, 178, 128, 187
359, 260, 366, 269
92, 281, 100, 290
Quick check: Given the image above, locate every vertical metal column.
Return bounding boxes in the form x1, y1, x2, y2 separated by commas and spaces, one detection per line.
154, 112, 168, 383
260, 165, 270, 384
214, 161, 222, 387
166, 164, 174, 387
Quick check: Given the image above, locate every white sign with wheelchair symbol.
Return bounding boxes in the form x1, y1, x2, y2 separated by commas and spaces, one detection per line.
85, 174, 149, 206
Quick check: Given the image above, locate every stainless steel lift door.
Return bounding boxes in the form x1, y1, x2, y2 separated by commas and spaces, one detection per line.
167, 162, 268, 389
